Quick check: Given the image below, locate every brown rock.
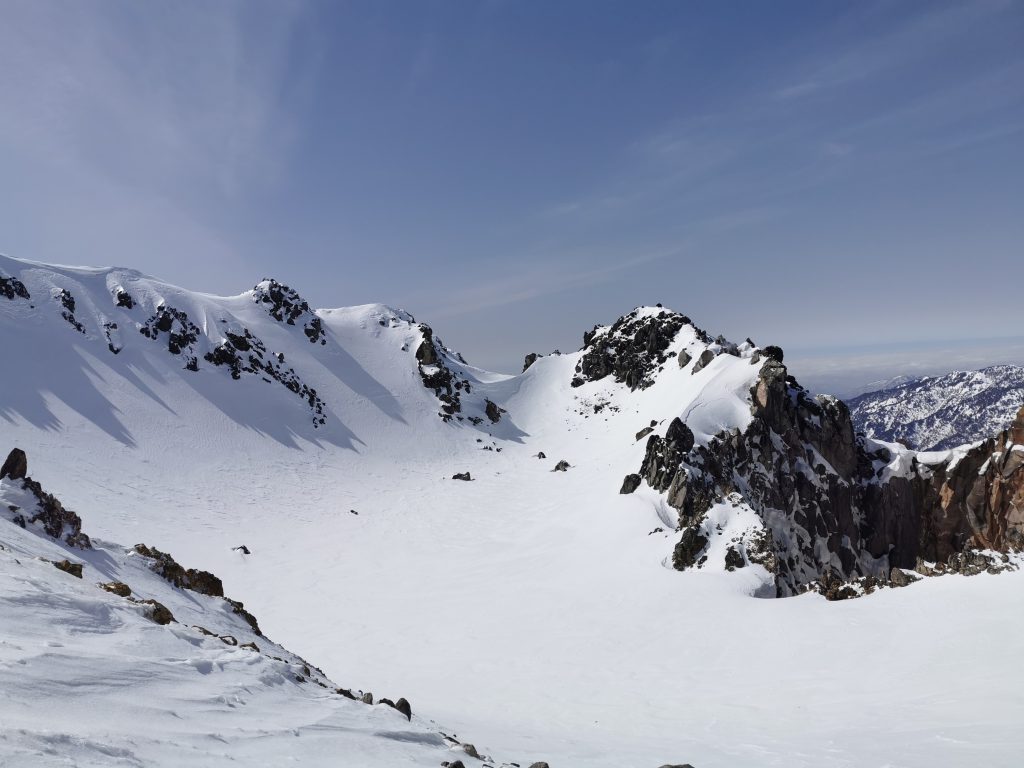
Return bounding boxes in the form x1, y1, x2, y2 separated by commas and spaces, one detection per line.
100, 581, 131, 597
53, 559, 83, 578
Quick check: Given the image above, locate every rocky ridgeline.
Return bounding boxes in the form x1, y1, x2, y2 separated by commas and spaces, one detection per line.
572, 307, 693, 390
252, 279, 326, 345
1, 448, 91, 549
415, 324, 486, 424
622, 346, 1024, 597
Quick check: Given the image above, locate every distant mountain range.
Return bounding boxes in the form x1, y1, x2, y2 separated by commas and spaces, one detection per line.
847, 365, 1024, 450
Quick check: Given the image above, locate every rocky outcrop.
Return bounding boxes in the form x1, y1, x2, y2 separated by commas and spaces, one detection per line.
12, 472, 92, 549
0, 273, 30, 300
626, 354, 1024, 596
0, 448, 27, 481
204, 326, 327, 427
140, 306, 202, 369
53, 559, 83, 578
133, 544, 224, 597
251, 279, 326, 345
56, 289, 86, 334
415, 324, 475, 421
523, 352, 539, 372
572, 308, 690, 390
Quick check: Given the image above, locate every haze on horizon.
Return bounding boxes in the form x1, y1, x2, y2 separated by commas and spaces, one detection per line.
0, 0, 1021, 392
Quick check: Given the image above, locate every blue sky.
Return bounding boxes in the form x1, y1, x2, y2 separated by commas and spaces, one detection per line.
1, 0, 1021, 390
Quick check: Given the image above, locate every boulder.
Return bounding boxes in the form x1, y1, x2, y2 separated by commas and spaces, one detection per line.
394, 697, 412, 720
553, 460, 571, 472
452, 472, 472, 481
724, 546, 745, 571
523, 352, 539, 372
620, 474, 642, 494
100, 581, 132, 597
53, 559, 83, 578
677, 349, 691, 368
672, 527, 708, 570
485, 399, 502, 423
635, 426, 654, 442
889, 568, 919, 588
690, 349, 716, 374
361, 692, 373, 704
664, 418, 694, 453
529, 763, 551, 768
0, 448, 27, 480
137, 599, 174, 625
462, 744, 480, 759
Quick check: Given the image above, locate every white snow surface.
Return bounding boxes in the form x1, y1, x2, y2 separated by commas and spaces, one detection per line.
2, 255, 1024, 767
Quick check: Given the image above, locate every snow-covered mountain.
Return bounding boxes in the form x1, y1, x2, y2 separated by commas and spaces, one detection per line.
3, 252, 1023, 768
847, 365, 1024, 450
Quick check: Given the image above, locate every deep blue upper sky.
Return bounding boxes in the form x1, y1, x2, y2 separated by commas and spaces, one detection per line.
1, 0, 1021, 388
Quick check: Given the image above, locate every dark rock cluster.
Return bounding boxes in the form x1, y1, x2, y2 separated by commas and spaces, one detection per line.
2, 450, 92, 549
204, 325, 327, 427
251, 279, 326, 345
140, 306, 202, 370
415, 324, 473, 421
571, 308, 691, 390
56, 289, 86, 334
0, 273, 30, 300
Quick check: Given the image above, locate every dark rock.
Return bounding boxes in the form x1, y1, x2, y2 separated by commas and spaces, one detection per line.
485, 399, 502, 423
761, 345, 784, 363
53, 559, 83, 578
553, 460, 571, 472
452, 472, 473, 481
219, 635, 238, 646
240, 641, 259, 652
336, 687, 357, 700
636, 426, 654, 442
573, 309, 689, 390
361, 692, 374, 704
528, 763, 551, 768
672, 527, 708, 570
462, 744, 480, 759
1, 448, 27, 480
114, 289, 135, 309
665, 418, 694, 452
226, 598, 262, 635
677, 349, 692, 368
690, 349, 716, 374
536, 452, 546, 459
0, 274, 30, 300
447, 762, 466, 768
523, 353, 539, 372
100, 581, 131, 597
620, 474, 642, 494
19, 475, 91, 549
233, 545, 251, 554
724, 546, 745, 571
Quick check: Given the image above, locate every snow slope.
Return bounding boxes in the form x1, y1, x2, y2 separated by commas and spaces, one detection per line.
3, 254, 1024, 767
848, 365, 1024, 450
0, 475, 469, 768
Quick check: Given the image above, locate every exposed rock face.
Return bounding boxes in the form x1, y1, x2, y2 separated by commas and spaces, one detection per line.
100, 581, 132, 597
627, 354, 1024, 596
523, 352, 539, 372
133, 544, 224, 597
690, 348, 716, 374
620, 473, 642, 494
251, 279, 326, 345
571, 308, 690, 390
393, 697, 412, 720
0, 448, 27, 480
140, 306, 202, 369
485, 399, 502, 423
415, 324, 473, 421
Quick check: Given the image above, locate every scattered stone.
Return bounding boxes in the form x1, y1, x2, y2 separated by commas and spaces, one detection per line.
553, 460, 571, 472
462, 744, 480, 759
452, 472, 473, 481
1, 448, 27, 480
100, 581, 131, 597
219, 635, 238, 646
240, 641, 260, 652
134, 544, 224, 597
536, 452, 546, 459
677, 349, 692, 368
53, 559, 83, 578
635, 426, 654, 442
233, 545, 251, 554
361, 692, 374, 705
